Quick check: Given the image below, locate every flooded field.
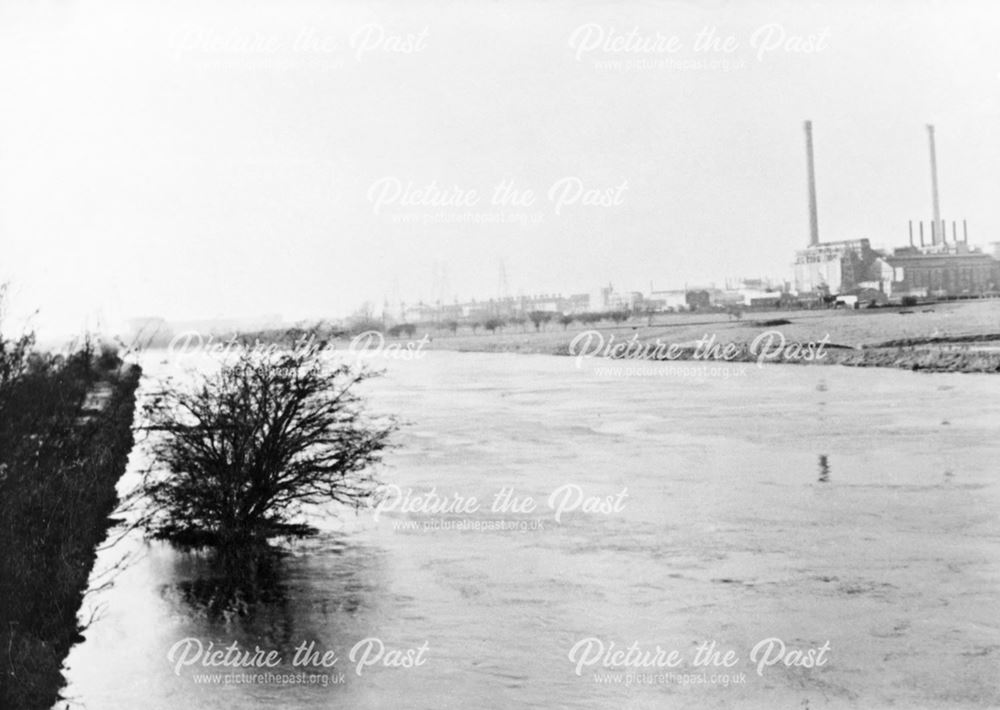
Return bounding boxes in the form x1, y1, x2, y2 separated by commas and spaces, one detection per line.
59, 352, 1000, 709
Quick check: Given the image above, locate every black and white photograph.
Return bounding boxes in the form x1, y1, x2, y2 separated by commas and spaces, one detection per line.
1, 1, 999, 708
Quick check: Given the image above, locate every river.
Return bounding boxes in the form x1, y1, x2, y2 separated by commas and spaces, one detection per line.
58, 351, 1000, 709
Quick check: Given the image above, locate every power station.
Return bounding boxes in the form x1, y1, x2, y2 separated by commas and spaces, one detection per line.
380, 120, 996, 327
793, 121, 999, 302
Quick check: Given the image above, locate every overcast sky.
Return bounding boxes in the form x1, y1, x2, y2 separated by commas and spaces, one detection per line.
1, 0, 998, 338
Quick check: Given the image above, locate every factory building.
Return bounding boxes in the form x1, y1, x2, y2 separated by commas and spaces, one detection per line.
793, 238, 885, 295
792, 121, 999, 300
791, 120, 881, 296
885, 243, 998, 297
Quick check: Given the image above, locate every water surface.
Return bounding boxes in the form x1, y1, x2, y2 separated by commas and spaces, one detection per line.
59, 352, 1000, 709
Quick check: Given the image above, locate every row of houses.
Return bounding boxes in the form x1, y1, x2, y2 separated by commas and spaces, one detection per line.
387, 278, 791, 324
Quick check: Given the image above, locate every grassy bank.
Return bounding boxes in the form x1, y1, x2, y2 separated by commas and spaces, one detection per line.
0, 349, 141, 709
421, 299, 1000, 373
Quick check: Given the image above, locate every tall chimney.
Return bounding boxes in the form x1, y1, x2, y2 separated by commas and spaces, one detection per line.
908, 220, 914, 247
927, 125, 942, 245
963, 219, 968, 243
919, 221, 925, 247
804, 120, 819, 247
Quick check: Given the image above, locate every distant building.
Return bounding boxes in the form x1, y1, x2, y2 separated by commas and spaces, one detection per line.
563, 293, 591, 314
402, 302, 440, 322
709, 289, 744, 308
685, 290, 712, 310
588, 283, 616, 312
648, 289, 688, 311
746, 292, 783, 308
793, 238, 884, 295
519, 294, 562, 313
606, 290, 643, 311
793, 236, 999, 300
401, 292, 595, 323
885, 245, 999, 297
790, 121, 999, 300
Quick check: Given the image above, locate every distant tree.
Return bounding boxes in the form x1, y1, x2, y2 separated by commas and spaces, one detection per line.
528, 311, 554, 332
484, 318, 504, 334
508, 315, 528, 333
350, 319, 384, 336
471, 322, 481, 335
559, 314, 575, 330
609, 311, 629, 324
140, 346, 397, 551
444, 320, 459, 335
387, 323, 417, 338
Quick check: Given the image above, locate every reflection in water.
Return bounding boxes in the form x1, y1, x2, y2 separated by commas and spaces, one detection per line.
818, 454, 830, 483
163, 546, 289, 622
151, 533, 394, 659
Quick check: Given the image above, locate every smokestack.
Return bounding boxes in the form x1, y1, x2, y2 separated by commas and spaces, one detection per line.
919, 221, 925, 247
952, 220, 957, 243
908, 220, 914, 247
963, 219, 968, 243
804, 120, 819, 247
927, 125, 942, 245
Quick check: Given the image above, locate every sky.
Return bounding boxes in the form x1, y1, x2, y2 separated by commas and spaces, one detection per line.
1, 0, 999, 339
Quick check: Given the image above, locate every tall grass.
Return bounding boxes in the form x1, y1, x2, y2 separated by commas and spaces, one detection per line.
0, 337, 141, 709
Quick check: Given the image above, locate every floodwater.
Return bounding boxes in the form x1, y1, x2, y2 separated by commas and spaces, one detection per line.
59, 352, 1000, 709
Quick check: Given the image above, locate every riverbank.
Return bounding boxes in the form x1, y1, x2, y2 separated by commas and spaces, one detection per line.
0, 354, 141, 709
421, 299, 1000, 374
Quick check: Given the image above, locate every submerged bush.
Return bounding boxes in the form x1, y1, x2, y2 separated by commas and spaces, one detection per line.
140, 344, 397, 550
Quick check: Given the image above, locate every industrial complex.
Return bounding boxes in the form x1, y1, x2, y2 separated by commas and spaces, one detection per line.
128, 121, 1000, 340
384, 120, 999, 324
792, 121, 1000, 306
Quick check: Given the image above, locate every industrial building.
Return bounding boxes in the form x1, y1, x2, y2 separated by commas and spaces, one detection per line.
794, 238, 888, 296
792, 121, 999, 300
886, 246, 997, 297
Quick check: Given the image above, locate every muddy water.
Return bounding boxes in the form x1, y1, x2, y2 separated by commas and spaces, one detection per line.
59, 352, 1000, 709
